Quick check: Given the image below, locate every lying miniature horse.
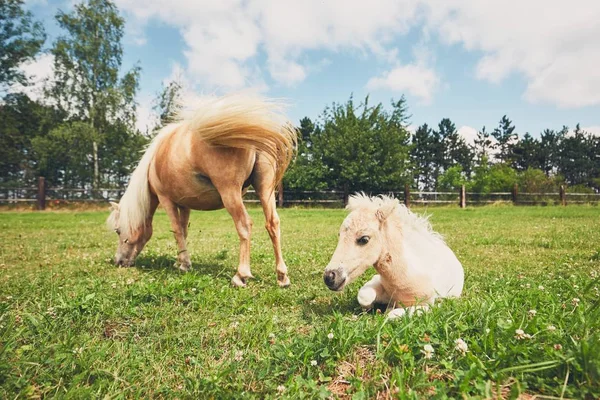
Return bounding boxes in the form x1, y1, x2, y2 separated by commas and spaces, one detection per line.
323, 193, 464, 318
107, 94, 296, 287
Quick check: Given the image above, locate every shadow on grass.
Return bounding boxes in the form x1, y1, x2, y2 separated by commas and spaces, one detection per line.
130, 253, 233, 282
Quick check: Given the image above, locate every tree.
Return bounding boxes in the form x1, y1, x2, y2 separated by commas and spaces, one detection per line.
473, 126, 493, 166
317, 95, 412, 194
48, 0, 141, 189
0, 93, 63, 185
538, 128, 565, 177
437, 165, 467, 191
0, 0, 45, 88
283, 117, 329, 191
511, 133, 540, 171
558, 124, 594, 186
411, 124, 436, 190
492, 115, 517, 164
152, 79, 183, 133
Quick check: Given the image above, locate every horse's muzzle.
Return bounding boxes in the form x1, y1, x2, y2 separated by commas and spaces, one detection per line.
323, 268, 346, 291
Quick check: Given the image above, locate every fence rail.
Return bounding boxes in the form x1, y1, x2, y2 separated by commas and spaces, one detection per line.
1, 178, 599, 209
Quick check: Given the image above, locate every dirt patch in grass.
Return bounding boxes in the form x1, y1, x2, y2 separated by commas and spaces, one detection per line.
328, 346, 375, 399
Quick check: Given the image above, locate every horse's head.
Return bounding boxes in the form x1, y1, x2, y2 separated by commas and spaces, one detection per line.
323, 194, 399, 291
107, 202, 151, 266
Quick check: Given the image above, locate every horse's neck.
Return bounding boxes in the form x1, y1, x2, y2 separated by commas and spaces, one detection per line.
375, 216, 409, 287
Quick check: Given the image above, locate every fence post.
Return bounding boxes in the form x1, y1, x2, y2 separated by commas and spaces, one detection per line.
343, 183, 349, 207
277, 182, 284, 208
37, 176, 46, 210
460, 184, 466, 208
512, 183, 518, 205
559, 185, 566, 206
404, 184, 410, 208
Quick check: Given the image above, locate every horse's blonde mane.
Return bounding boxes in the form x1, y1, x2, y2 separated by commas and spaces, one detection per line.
176, 93, 296, 185
107, 122, 179, 237
347, 193, 445, 243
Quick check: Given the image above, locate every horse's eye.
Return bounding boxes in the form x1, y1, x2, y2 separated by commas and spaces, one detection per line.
357, 236, 370, 245
114, 229, 120, 235
124, 238, 129, 244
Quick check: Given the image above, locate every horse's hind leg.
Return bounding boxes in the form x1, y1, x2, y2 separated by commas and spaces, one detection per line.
253, 156, 290, 287
218, 188, 254, 287
158, 195, 192, 272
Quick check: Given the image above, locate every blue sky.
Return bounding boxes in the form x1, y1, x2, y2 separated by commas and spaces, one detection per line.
21, 0, 600, 141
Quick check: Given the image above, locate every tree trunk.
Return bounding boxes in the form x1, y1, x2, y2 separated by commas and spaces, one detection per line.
93, 140, 99, 190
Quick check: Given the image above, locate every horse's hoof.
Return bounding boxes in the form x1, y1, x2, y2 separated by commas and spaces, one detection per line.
176, 262, 191, 272
277, 276, 291, 288
231, 274, 249, 287
386, 308, 407, 320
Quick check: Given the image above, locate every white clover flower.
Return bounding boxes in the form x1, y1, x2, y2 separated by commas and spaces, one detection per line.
327, 332, 334, 340
277, 385, 286, 393
572, 298, 580, 306
454, 338, 468, 355
528, 309, 537, 317
310, 360, 317, 366
525, 283, 531, 289
547, 325, 557, 332
421, 344, 434, 359
191, 288, 197, 292
126, 278, 134, 285
515, 329, 531, 340
538, 285, 545, 290
111, 283, 117, 289
234, 350, 243, 362
485, 328, 490, 334
268, 333, 276, 339
554, 344, 562, 350
230, 321, 239, 329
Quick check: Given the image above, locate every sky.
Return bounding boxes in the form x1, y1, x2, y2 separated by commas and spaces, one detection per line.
18, 0, 600, 143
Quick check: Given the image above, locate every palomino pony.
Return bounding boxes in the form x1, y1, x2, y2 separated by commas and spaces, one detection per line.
323, 193, 464, 318
107, 95, 297, 287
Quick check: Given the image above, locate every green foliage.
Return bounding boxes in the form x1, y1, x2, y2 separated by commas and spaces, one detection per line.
469, 162, 518, 194
0, 93, 64, 185
31, 122, 96, 186
152, 79, 183, 134
437, 165, 467, 191
48, 0, 142, 188
317, 95, 412, 193
517, 168, 560, 193
1, 207, 599, 397
0, 0, 45, 87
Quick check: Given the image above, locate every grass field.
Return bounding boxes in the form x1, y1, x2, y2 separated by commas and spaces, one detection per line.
1, 205, 599, 399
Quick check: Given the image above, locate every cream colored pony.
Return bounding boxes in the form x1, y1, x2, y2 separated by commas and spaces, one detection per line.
107, 94, 296, 287
323, 193, 464, 318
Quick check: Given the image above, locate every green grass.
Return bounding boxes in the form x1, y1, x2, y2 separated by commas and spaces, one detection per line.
1, 205, 599, 399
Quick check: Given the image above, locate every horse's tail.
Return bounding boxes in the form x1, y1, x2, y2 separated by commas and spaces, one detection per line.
180, 94, 297, 187
106, 123, 179, 236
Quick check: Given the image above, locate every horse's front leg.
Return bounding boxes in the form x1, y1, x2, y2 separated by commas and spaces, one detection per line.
253, 159, 290, 287
158, 195, 191, 272
219, 190, 254, 287
357, 274, 391, 309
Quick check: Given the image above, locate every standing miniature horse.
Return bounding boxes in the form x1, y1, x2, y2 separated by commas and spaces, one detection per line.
107, 94, 297, 287
323, 194, 464, 318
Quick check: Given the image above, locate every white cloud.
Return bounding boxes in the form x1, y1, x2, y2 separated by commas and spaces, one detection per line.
583, 126, 600, 137
8, 53, 54, 102
366, 63, 439, 104
457, 125, 478, 146
421, 0, 600, 108
114, 0, 421, 89
113, 0, 600, 108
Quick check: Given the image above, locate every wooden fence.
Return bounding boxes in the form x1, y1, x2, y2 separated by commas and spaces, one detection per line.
1, 178, 599, 210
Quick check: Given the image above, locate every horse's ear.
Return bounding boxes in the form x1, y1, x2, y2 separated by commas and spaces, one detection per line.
376, 198, 399, 222
109, 202, 120, 212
